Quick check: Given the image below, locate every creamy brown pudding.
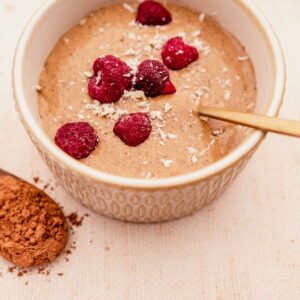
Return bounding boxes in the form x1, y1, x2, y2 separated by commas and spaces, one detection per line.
38, 0, 256, 179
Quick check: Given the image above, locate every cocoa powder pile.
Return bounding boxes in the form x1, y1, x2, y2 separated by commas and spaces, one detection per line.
0, 175, 68, 268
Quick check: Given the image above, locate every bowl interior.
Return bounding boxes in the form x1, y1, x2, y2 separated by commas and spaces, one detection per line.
14, 0, 285, 188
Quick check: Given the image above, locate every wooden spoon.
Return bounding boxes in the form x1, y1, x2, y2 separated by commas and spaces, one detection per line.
198, 105, 300, 138
0, 168, 69, 268
0, 168, 22, 179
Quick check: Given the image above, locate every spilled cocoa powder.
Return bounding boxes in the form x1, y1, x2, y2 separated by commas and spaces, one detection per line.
67, 213, 84, 227
0, 175, 68, 268
67, 212, 89, 227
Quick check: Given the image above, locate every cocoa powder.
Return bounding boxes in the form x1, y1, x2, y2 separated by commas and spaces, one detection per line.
67, 212, 89, 227
0, 175, 68, 268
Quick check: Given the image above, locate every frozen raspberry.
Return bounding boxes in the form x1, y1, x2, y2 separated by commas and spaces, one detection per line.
88, 71, 124, 103
93, 55, 133, 90
55, 122, 99, 159
88, 55, 133, 103
161, 37, 199, 70
113, 113, 152, 147
162, 80, 176, 94
135, 60, 175, 97
136, 0, 172, 26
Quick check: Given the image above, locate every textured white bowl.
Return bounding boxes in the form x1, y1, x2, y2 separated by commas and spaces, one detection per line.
13, 0, 285, 222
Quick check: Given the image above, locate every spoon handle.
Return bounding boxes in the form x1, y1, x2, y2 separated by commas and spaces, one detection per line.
198, 105, 300, 138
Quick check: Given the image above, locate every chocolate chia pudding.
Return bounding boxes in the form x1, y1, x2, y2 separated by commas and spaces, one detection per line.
38, 0, 256, 179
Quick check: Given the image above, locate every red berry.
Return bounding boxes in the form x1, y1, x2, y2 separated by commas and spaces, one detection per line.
161, 37, 199, 70
113, 113, 152, 147
55, 122, 99, 159
88, 55, 133, 103
93, 55, 133, 90
88, 71, 124, 103
162, 80, 176, 94
135, 60, 175, 97
136, 0, 172, 26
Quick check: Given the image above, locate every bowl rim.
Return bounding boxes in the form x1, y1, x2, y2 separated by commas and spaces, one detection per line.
12, 0, 286, 190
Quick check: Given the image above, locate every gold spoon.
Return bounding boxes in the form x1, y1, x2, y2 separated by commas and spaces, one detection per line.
198, 105, 300, 138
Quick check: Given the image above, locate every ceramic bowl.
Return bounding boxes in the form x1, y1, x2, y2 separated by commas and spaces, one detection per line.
13, 0, 285, 222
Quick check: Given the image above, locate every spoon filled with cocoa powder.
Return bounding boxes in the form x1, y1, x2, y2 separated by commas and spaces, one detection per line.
0, 169, 68, 268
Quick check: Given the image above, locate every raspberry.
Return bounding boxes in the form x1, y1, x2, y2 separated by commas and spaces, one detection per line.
93, 55, 133, 90
88, 71, 124, 103
54, 122, 99, 159
88, 55, 133, 103
113, 113, 152, 147
162, 80, 176, 94
136, 0, 172, 26
161, 37, 199, 70
135, 60, 175, 97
